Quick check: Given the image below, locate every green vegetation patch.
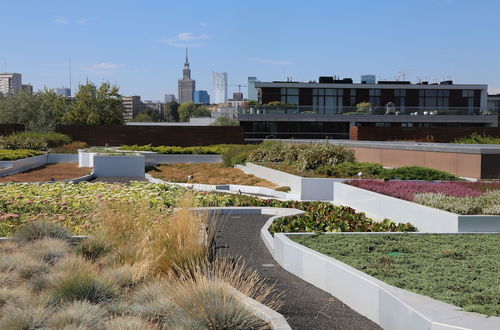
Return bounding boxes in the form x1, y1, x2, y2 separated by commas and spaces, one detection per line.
290, 233, 500, 316
453, 133, 500, 144
120, 144, 240, 155
0, 149, 44, 160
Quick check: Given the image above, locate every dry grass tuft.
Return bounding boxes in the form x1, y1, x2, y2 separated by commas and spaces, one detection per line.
0, 293, 52, 329
22, 238, 70, 264
47, 300, 106, 329
104, 316, 158, 330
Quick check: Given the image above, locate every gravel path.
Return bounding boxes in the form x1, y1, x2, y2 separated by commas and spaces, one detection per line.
214, 212, 381, 330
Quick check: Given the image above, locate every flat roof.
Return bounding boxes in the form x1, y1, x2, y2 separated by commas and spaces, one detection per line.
264, 139, 500, 154
255, 82, 488, 90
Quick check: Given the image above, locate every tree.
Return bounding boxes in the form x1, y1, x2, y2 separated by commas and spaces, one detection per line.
131, 111, 153, 122
62, 82, 124, 125
178, 102, 211, 122
210, 117, 239, 126
163, 101, 180, 122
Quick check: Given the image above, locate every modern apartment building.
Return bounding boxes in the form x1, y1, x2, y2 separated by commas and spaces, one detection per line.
0, 73, 22, 94
122, 96, 144, 121
238, 76, 496, 140
488, 94, 500, 113
212, 72, 228, 104
194, 90, 210, 104
248, 76, 259, 101
22, 84, 33, 93
178, 49, 195, 104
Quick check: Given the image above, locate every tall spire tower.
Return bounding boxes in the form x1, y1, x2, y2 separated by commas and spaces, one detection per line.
178, 48, 195, 104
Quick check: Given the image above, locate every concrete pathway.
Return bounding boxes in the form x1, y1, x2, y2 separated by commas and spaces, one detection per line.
214, 212, 380, 330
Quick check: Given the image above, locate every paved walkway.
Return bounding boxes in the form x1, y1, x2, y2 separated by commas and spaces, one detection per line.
214, 212, 380, 330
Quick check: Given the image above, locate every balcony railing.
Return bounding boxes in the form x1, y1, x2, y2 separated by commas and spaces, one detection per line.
238, 105, 499, 116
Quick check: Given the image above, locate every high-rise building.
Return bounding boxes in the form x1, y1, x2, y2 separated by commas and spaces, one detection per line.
0, 73, 22, 94
164, 94, 177, 103
178, 49, 195, 104
247, 76, 259, 101
56, 87, 71, 97
212, 72, 228, 104
194, 90, 210, 104
122, 96, 144, 121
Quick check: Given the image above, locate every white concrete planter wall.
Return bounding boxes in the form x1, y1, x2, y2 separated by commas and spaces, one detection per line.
78, 151, 97, 167
48, 154, 79, 163
270, 233, 500, 330
157, 154, 222, 164
93, 155, 145, 178
0, 154, 48, 177
237, 162, 343, 200
333, 182, 500, 233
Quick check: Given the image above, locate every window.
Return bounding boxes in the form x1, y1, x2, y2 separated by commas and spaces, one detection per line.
280, 88, 299, 105
419, 89, 449, 109
313, 89, 344, 113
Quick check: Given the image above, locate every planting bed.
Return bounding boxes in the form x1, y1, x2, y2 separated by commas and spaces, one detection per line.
0, 182, 415, 237
348, 180, 500, 215
147, 163, 278, 188
0, 202, 281, 329
0, 163, 91, 183
289, 234, 500, 316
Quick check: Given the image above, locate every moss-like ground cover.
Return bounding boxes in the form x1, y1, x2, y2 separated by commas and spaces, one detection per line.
290, 233, 500, 316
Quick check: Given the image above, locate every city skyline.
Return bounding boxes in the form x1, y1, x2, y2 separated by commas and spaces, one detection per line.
1, 0, 500, 100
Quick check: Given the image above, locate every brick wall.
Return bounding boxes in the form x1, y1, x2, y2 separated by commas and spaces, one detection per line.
350, 126, 500, 142
0, 124, 24, 136
55, 125, 245, 146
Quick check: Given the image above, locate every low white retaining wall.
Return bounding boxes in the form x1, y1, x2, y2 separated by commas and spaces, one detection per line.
237, 163, 342, 200
333, 182, 500, 233
270, 233, 500, 330
0, 154, 47, 177
157, 154, 222, 164
47, 154, 79, 163
93, 155, 145, 177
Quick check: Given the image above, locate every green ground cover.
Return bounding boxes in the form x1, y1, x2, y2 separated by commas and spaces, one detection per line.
0, 149, 45, 160
290, 234, 500, 316
0, 182, 415, 237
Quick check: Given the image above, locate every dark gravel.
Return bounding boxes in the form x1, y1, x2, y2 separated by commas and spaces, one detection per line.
214, 212, 381, 330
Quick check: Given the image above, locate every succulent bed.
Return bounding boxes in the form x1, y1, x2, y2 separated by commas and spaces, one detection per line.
0, 182, 415, 238
348, 180, 500, 215
290, 233, 500, 316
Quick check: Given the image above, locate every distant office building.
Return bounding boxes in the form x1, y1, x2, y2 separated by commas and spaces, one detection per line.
231, 92, 243, 101
248, 77, 259, 101
361, 74, 376, 84
143, 100, 163, 112
194, 90, 210, 104
122, 96, 144, 121
22, 84, 33, 93
0, 73, 22, 94
164, 94, 177, 103
178, 49, 195, 104
212, 72, 228, 104
56, 87, 71, 97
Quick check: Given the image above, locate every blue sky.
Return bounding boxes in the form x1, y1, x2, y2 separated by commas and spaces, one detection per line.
2, 0, 500, 100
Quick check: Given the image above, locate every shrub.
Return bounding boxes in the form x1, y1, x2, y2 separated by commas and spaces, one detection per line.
0, 134, 47, 150
52, 272, 116, 304
47, 300, 106, 329
317, 162, 384, 178
381, 166, 459, 181
295, 143, 355, 171
50, 141, 88, 154
222, 144, 259, 167
120, 144, 235, 155
453, 133, 500, 144
13, 221, 72, 242
0, 149, 44, 160
275, 186, 291, 192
